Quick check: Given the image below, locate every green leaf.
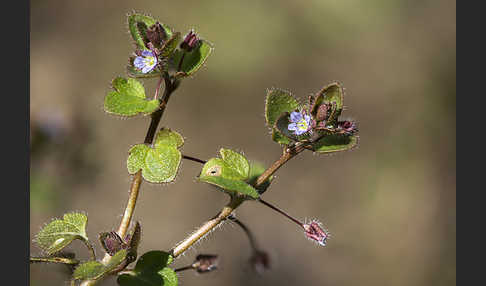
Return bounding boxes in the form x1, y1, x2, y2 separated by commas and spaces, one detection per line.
104, 77, 159, 117
272, 129, 291, 145
265, 88, 300, 145
160, 32, 181, 58
117, 251, 177, 286
169, 39, 213, 77
73, 250, 127, 280
199, 148, 259, 199
311, 134, 358, 153
313, 82, 344, 125
35, 212, 88, 255
128, 13, 173, 50
127, 128, 184, 183
247, 161, 273, 194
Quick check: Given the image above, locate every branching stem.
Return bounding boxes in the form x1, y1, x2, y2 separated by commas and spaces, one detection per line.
170, 142, 305, 258
30, 256, 80, 265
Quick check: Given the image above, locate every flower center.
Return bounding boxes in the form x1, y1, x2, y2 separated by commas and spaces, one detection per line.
296, 117, 310, 132
145, 56, 155, 66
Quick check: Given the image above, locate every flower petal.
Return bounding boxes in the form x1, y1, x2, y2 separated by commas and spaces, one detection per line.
141, 50, 154, 57
141, 65, 154, 73
290, 111, 302, 123
288, 123, 297, 131
133, 56, 145, 69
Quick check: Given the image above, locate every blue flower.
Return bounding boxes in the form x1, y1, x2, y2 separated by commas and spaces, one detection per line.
133, 50, 157, 73
288, 111, 312, 135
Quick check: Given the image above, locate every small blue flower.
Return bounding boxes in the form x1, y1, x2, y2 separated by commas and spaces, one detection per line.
288, 111, 312, 135
133, 50, 157, 73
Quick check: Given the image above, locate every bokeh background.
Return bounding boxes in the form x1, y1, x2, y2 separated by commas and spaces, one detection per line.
30, 0, 456, 285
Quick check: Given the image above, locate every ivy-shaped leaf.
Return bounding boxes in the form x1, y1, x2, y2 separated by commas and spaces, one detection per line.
104, 77, 160, 117
73, 249, 127, 280
117, 251, 177, 286
311, 134, 358, 153
199, 148, 260, 199
128, 13, 173, 51
35, 212, 88, 255
169, 39, 213, 77
265, 88, 300, 145
127, 128, 183, 183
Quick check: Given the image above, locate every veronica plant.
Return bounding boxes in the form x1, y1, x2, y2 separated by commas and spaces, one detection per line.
30, 12, 359, 286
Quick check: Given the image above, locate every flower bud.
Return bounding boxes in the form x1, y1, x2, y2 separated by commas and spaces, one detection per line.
146, 22, 167, 48
303, 221, 329, 246
337, 120, 357, 135
249, 250, 270, 275
180, 30, 199, 52
192, 254, 219, 273
99, 231, 125, 256
315, 103, 328, 122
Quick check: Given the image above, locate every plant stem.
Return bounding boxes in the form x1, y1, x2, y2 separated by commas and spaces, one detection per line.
170, 143, 305, 258
171, 196, 245, 258
82, 240, 97, 261
255, 142, 305, 186
30, 257, 80, 265
118, 74, 176, 239
177, 52, 186, 72
174, 265, 194, 272
258, 198, 304, 228
82, 75, 177, 286
229, 216, 258, 251
182, 154, 206, 164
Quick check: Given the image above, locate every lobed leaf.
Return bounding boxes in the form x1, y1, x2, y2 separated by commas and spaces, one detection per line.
104, 77, 159, 117
35, 212, 88, 255
199, 149, 259, 199
73, 250, 127, 280
127, 128, 184, 183
117, 251, 177, 286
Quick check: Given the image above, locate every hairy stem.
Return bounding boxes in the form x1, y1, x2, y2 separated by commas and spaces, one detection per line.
30, 257, 80, 265
86, 76, 177, 283
170, 143, 305, 258
171, 197, 245, 258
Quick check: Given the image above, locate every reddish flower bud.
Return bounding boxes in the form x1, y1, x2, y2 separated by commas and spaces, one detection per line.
315, 104, 328, 122
146, 22, 167, 48
303, 220, 329, 246
250, 250, 270, 275
192, 254, 219, 273
337, 120, 357, 135
180, 30, 199, 52
99, 231, 125, 256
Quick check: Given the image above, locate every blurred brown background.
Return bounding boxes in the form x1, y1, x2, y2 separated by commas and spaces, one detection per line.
30, 0, 456, 285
